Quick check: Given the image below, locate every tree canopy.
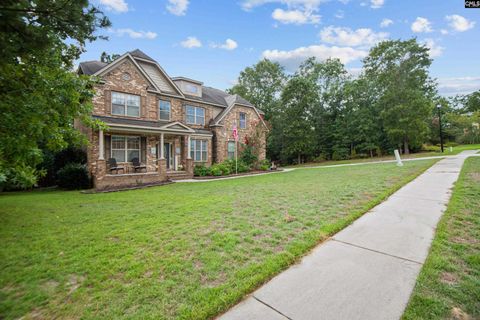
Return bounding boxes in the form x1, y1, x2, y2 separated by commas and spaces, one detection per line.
0, 0, 110, 188
230, 38, 478, 164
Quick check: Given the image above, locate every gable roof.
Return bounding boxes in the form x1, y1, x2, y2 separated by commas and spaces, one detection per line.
79, 60, 107, 75
129, 49, 155, 62
79, 49, 265, 116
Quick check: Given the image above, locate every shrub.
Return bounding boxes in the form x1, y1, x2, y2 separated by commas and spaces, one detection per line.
240, 144, 258, 167
56, 163, 91, 190
209, 164, 223, 176
258, 159, 270, 171
194, 165, 210, 177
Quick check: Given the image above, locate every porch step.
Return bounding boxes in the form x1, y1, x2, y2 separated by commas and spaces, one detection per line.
166, 171, 193, 181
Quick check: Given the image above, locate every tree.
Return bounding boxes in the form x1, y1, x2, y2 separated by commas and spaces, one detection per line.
228, 59, 286, 120
277, 75, 317, 163
363, 39, 436, 154
0, 1, 110, 188
100, 52, 121, 63
297, 58, 349, 159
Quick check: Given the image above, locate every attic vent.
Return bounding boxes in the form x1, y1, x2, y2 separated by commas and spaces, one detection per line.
122, 73, 131, 81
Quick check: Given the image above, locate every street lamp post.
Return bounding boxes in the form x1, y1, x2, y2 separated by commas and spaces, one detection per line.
437, 104, 444, 153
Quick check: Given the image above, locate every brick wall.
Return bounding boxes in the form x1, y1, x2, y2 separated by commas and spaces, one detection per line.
214, 105, 267, 163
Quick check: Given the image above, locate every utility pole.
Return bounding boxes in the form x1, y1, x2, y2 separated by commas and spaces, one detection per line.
437, 104, 444, 153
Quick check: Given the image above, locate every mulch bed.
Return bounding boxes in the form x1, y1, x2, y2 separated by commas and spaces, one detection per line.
193, 169, 282, 180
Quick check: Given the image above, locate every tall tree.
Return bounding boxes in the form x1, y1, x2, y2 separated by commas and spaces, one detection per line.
228, 59, 286, 120
0, 0, 110, 188
297, 58, 349, 159
277, 75, 317, 163
363, 39, 436, 154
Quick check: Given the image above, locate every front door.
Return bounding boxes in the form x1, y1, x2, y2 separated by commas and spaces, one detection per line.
164, 143, 173, 169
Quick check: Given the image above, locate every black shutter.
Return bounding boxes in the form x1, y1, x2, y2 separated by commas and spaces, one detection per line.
104, 135, 111, 160
141, 137, 147, 163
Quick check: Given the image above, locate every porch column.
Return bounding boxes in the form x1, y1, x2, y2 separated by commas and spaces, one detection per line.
187, 135, 192, 159
160, 133, 165, 159
98, 130, 104, 160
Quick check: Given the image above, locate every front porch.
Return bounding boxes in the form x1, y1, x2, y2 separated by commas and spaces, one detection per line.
90, 119, 209, 190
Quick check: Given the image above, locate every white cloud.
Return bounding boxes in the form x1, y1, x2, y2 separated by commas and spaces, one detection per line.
438, 77, 480, 96
319, 26, 389, 47
380, 18, 393, 28
167, 0, 189, 16
241, 0, 324, 11
272, 8, 320, 24
211, 39, 238, 50
445, 14, 475, 32
110, 28, 157, 39
411, 17, 433, 33
370, 0, 384, 9
180, 36, 202, 48
423, 38, 444, 58
440, 29, 449, 35
99, 0, 128, 12
262, 45, 367, 71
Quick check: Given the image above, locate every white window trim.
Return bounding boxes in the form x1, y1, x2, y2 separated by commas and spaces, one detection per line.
190, 139, 208, 162
186, 105, 205, 125
111, 135, 141, 163
159, 100, 171, 121
239, 112, 247, 129
111, 91, 141, 118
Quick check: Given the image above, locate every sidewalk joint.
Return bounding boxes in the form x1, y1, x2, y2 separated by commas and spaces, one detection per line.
252, 296, 293, 320
332, 239, 423, 265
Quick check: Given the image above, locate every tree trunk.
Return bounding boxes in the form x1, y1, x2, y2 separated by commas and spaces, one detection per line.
370, 149, 373, 158
298, 154, 301, 164
404, 139, 410, 155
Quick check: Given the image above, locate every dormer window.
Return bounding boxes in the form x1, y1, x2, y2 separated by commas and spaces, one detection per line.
185, 84, 199, 94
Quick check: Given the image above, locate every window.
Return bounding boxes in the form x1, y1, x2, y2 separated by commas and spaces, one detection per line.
185, 84, 199, 94
159, 100, 171, 120
239, 112, 247, 129
186, 106, 205, 125
190, 139, 208, 162
111, 135, 140, 162
111, 92, 140, 117
227, 141, 236, 159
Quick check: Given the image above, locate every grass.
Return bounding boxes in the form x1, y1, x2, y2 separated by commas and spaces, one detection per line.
0, 160, 438, 319
286, 143, 480, 168
402, 157, 480, 320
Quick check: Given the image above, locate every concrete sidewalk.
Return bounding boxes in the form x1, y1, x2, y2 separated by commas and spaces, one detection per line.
218, 150, 478, 320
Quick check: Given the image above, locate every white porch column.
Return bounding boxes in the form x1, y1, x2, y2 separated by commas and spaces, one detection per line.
98, 130, 104, 160
160, 133, 165, 159
187, 135, 192, 159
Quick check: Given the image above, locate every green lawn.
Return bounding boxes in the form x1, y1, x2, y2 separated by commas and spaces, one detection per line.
286, 144, 480, 168
0, 160, 437, 319
403, 157, 480, 320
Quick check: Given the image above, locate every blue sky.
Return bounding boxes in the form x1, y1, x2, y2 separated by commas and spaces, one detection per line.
80, 0, 480, 96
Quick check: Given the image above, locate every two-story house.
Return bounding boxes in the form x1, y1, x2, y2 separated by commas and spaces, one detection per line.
76, 49, 268, 190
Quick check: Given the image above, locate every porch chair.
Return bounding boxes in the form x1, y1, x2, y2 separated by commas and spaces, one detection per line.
131, 158, 147, 173
107, 158, 125, 174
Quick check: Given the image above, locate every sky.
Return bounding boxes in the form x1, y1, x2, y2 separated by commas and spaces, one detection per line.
79, 0, 480, 96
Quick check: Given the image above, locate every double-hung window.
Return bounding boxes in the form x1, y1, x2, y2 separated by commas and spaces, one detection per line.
159, 100, 171, 120
239, 112, 247, 129
111, 135, 140, 162
111, 92, 140, 117
227, 141, 236, 159
186, 106, 205, 125
190, 139, 208, 162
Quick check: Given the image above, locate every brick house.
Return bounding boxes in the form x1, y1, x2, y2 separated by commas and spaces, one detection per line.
76, 49, 268, 190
